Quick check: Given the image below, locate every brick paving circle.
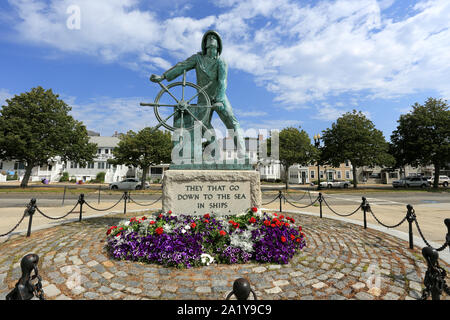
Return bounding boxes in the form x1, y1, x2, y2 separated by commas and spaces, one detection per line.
0, 211, 448, 300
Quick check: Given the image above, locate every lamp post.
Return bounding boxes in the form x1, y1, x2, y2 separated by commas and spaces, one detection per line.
313, 134, 321, 190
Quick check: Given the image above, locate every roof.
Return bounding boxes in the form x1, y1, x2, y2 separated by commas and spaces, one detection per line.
89, 136, 120, 148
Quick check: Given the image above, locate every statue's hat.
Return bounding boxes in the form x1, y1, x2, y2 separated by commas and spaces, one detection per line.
201, 30, 222, 56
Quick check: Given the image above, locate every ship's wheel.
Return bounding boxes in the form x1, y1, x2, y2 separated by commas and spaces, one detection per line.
140, 71, 213, 132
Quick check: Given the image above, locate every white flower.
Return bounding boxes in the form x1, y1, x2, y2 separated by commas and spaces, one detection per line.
181, 229, 186, 234
200, 253, 215, 266
184, 225, 191, 230
163, 224, 173, 234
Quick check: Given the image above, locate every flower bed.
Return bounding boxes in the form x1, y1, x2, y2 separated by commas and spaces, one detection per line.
105, 208, 306, 268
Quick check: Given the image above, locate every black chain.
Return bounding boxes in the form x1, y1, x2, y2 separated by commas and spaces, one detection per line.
261, 194, 281, 206
34, 201, 79, 220
321, 196, 361, 217
83, 194, 125, 211
285, 190, 308, 202
414, 218, 449, 252
368, 207, 408, 229
283, 194, 320, 208
128, 195, 162, 207
0, 211, 28, 237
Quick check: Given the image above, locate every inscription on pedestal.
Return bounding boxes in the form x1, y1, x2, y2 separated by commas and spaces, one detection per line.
171, 181, 250, 214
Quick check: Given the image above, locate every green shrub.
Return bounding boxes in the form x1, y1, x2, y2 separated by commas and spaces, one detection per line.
94, 171, 106, 183
59, 172, 69, 182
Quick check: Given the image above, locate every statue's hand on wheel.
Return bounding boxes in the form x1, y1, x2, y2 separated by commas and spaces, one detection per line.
212, 101, 224, 109
150, 74, 165, 83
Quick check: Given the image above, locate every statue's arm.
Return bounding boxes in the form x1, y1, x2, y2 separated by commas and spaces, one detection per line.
163, 54, 198, 82
214, 58, 227, 103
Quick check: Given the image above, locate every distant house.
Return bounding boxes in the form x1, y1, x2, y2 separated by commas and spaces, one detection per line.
65, 135, 131, 183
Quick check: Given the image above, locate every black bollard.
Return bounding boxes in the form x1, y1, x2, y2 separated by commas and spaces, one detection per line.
78, 194, 85, 222
361, 197, 369, 229
25, 199, 36, 237
123, 191, 128, 215
278, 191, 282, 213
445, 218, 450, 253
6, 253, 45, 300
318, 193, 323, 218
225, 278, 257, 300
406, 204, 416, 249
421, 246, 450, 300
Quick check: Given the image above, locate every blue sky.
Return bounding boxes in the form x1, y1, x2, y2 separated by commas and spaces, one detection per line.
0, 0, 449, 142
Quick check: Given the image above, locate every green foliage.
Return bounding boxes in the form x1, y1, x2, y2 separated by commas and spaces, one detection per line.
390, 98, 450, 188
0, 86, 97, 187
267, 127, 315, 189
94, 171, 106, 183
59, 171, 69, 182
320, 110, 394, 187
109, 127, 172, 187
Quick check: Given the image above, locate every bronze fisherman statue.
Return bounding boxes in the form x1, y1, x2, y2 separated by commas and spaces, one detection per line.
150, 30, 248, 165
6, 253, 45, 300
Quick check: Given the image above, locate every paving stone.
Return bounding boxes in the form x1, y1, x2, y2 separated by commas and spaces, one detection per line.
265, 287, 282, 294
195, 287, 212, 294
87, 260, 99, 267
351, 282, 366, 290
312, 282, 327, 290
110, 283, 126, 290
273, 280, 290, 287
42, 284, 61, 298
126, 287, 143, 295
84, 292, 99, 299
71, 286, 86, 295
383, 292, 400, 300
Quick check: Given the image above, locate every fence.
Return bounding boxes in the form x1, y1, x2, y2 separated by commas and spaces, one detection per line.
0, 191, 163, 239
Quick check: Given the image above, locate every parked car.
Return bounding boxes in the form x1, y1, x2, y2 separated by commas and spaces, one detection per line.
392, 177, 430, 188
320, 180, 352, 188
428, 175, 449, 187
109, 178, 149, 190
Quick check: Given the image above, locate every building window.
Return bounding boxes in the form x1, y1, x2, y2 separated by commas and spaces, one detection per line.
97, 162, 105, 169
98, 149, 102, 154
227, 151, 231, 158
310, 170, 315, 179
337, 171, 342, 179
151, 167, 163, 175
345, 171, 350, 179
106, 163, 111, 169
14, 162, 25, 170
88, 162, 94, 169
345, 160, 350, 167
70, 162, 77, 169
320, 171, 324, 179
105, 149, 109, 154
0, 162, 2, 170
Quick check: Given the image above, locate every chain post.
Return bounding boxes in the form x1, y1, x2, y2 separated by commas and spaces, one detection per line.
318, 193, 323, 218
278, 190, 283, 213
445, 218, 450, 253
361, 197, 369, 229
78, 194, 85, 222
406, 204, 416, 249
225, 278, 257, 300
123, 191, 128, 215
420, 246, 450, 300
25, 198, 37, 237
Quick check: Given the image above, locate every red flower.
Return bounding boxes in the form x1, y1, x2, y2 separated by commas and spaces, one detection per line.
296, 238, 301, 243
116, 232, 121, 237
219, 230, 226, 236
298, 226, 302, 232
284, 223, 290, 227
119, 227, 124, 231
158, 214, 163, 219
204, 219, 209, 224
191, 222, 196, 229
281, 236, 286, 243
264, 220, 270, 226
251, 207, 258, 212
273, 213, 278, 216
271, 224, 276, 228
155, 227, 163, 235
280, 215, 284, 219
290, 234, 295, 240
150, 220, 156, 225
249, 217, 256, 224
300, 232, 305, 238
204, 213, 210, 219
141, 216, 147, 220
167, 210, 172, 214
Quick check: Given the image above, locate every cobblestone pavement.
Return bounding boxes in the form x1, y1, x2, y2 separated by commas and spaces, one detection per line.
0, 211, 448, 300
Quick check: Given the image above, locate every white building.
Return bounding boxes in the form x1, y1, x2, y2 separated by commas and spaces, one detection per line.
65, 136, 132, 183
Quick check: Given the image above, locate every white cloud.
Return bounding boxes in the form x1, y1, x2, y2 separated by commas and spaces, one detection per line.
0, 88, 13, 107
69, 95, 160, 136
7, 0, 450, 109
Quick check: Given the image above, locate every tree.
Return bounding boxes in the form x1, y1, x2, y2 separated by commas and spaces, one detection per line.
0, 86, 97, 188
390, 98, 450, 188
320, 110, 394, 188
108, 127, 172, 188
267, 127, 315, 190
